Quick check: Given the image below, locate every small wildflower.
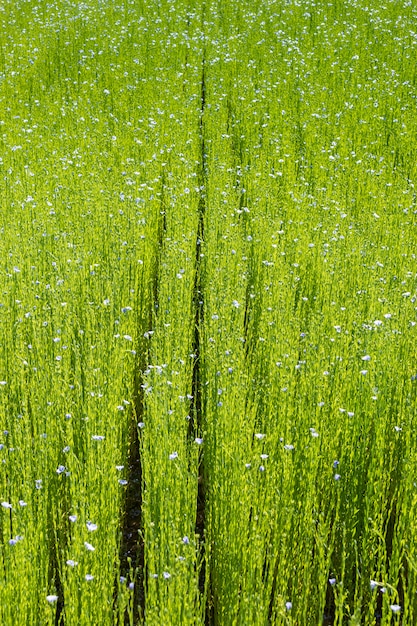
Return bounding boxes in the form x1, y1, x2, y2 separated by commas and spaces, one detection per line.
86, 522, 97, 532
182, 536, 190, 545
370, 580, 378, 590
66, 560, 78, 567
169, 452, 178, 460
390, 605, 401, 613
19, 500, 27, 507
118, 479, 128, 486
1, 502, 12, 509
334, 474, 341, 481
194, 438, 203, 445
46, 595, 58, 604
69, 514, 77, 523
163, 572, 171, 580
85, 574, 94, 581
84, 542, 95, 552
254, 433, 266, 440
329, 578, 336, 586
285, 602, 292, 611
284, 444, 294, 450
92, 435, 105, 441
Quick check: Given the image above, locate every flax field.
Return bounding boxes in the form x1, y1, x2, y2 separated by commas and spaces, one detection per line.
1, 0, 417, 623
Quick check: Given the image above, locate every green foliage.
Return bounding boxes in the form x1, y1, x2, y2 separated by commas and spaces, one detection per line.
0, 0, 417, 623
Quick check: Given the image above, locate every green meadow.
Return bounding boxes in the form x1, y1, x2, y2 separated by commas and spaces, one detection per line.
1, 0, 417, 623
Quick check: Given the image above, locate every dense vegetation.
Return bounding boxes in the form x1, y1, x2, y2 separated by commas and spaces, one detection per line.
1, 0, 417, 623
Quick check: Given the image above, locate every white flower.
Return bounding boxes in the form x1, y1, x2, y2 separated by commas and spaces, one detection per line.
85, 574, 94, 581
66, 560, 78, 567
84, 542, 95, 552
1, 502, 12, 509
169, 452, 178, 460
86, 522, 97, 532
92, 435, 105, 441
46, 595, 58, 604
390, 604, 401, 613
69, 514, 77, 523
